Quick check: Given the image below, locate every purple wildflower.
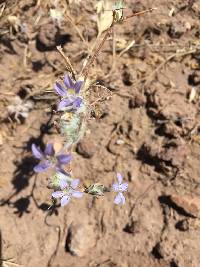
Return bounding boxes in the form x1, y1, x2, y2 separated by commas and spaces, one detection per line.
32, 143, 72, 173
112, 173, 128, 205
52, 178, 83, 206
54, 74, 84, 112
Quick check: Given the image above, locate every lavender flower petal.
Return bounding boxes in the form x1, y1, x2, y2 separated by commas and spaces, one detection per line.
61, 195, 71, 206
54, 82, 66, 97
33, 161, 52, 173
44, 143, 55, 156
59, 179, 68, 190
120, 192, 126, 204
71, 179, 80, 189
73, 97, 82, 108
114, 193, 122, 205
57, 98, 72, 111
114, 192, 125, 205
31, 144, 43, 159
119, 182, 128, 192
117, 173, 123, 184
52, 191, 64, 198
64, 74, 74, 88
112, 182, 119, 192
74, 80, 83, 93
57, 154, 72, 165
71, 191, 83, 198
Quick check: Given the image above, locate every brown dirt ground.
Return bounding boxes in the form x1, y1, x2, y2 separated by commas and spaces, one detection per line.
0, 0, 200, 266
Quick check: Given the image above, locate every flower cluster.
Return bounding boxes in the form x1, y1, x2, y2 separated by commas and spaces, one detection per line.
54, 74, 84, 112
55, 74, 87, 147
31, 73, 128, 207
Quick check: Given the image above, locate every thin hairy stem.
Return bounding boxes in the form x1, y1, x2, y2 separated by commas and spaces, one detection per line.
81, 27, 113, 81
124, 7, 157, 21
81, 7, 157, 81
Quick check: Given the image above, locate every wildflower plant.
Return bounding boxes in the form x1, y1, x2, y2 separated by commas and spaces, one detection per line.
32, 72, 128, 206
31, 2, 156, 208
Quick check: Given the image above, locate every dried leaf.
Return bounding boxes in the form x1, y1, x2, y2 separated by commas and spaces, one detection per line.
97, 0, 113, 35
96, 1, 104, 14
7, 15, 21, 31
97, 11, 113, 35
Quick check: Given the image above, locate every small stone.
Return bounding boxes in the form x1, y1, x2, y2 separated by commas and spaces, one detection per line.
185, 21, 191, 30
66, 223, 96, 257
170, 194, 200, 218
76, 139, 96, 158
116, 139, 125, 145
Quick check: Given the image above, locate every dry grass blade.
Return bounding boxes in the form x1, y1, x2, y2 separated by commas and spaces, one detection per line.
0, 3, 6, 17
56, 46, 76, 80
118, 39, 135, 57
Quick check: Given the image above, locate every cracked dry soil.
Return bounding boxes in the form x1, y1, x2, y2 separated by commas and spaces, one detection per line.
0, 0, 200, 266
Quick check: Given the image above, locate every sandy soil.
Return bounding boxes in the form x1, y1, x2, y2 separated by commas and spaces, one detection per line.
0, 0, 200, 267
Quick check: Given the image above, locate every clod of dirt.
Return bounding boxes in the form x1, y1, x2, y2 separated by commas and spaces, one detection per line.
129, 93, 146, 108
36, 23, 71, 51
192, 3, 200, 15
76, 139, 96, 158
37, 23, 58, 49
175, 219, 189, 231
170, 194, 200, 218
157, 73, 170, 87
138, 140, 189, 175
32, 59, 46, 72
156, 122, 181, 138
135, 61, 147, 73
123, 219, 139, 234
151, 242, 164, 259
167, 21, 186, 38
122, 67, 137, 86
159, 141, 189, 168
65, 222, 96, 257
